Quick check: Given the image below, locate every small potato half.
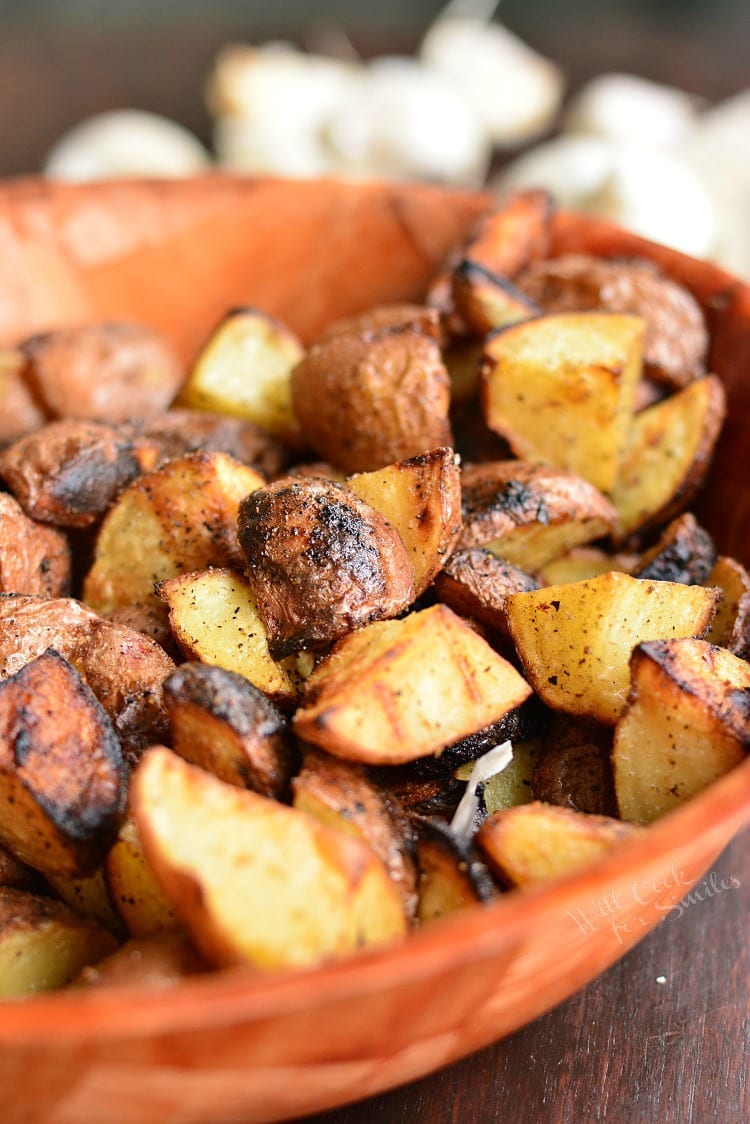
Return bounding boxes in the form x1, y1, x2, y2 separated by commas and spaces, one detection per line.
0, 494, 71, 597
291, 326, 452, 474
238, 477, 414, 658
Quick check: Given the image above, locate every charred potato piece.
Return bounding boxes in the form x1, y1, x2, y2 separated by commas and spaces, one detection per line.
104, 818, 179, 939
369, 769, 466, 821
0, 348, 46, 445
460, 461, 618, 570
84, 451, 264, 612
132, 747, 407, 970
20, 322, 183, 424
481, 313, 644, 493
0, 888, 117, 998
612, 375, 726, 539
412, 817, 497, 923
291, 326, 452, 475
294, 604, 532, 765
705, 556, 750, 658
292, 748, 417, 920
409, 699, 546, 780
319, 303, 443, 344
633, 513, 716, 586
532, 718, 617, 816
0, 419, 141, 528
434, 548, 539, 640
613, 639, 750, 824
515, 254, 708, 388
163, 663, 293, 797
177, 308, 304, 445
0, 651, 126, 877
506, 572, 719, 724
238, 478, 414, 658
0, 596, 174, 766
451, 261, 539, 337
347, 447, 462, 596
0, 494, 71, 596
158, 568, 303, 708
130, 409, 289, 478
74, 934, 204, 990
476, 802, 641, 889
0, 842, 42, 892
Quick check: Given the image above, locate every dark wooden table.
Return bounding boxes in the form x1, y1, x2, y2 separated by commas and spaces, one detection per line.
301, 830, 749, 1124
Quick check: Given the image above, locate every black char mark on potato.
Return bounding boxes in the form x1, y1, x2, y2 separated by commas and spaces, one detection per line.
238, 478, 414, 658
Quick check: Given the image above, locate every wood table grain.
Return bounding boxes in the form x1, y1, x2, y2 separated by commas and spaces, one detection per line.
301, 831, 749, 1124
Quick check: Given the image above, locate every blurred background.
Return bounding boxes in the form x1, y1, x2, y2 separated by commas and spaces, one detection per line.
0, 0, 748, 176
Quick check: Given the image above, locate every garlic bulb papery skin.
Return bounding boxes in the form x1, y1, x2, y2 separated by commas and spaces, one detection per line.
563, 73, 701, 148
420, 18, 565, 146
44, 110, 211, 181
493, 134, 717, 260
325, 57, 491, 186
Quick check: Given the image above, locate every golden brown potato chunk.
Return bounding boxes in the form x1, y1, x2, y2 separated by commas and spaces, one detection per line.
84, 450, 263, 613
433, 547, 539, 639
515, 254, 708, 388
412, 817, 497, 923
238, 478, 414, 658
132, 747, 407, 970
294, 604, 532, 764
451, 261, 539, 337
0, 887, 117, 998
705, 556, 750, 659
0, 348, 46, 445
104, 819, 179, 939
633, 513, 716, 586
20, 322, 184, 424
476, 802, 641, 889
129, 409, 289, 478
347, 447, 462, 596
293, 748, 418, 920
0, 494, 71, 597
613, 638, 750, 824
481, 312, 645, 495
506, 572, 719, 723
0, 651, 126, 877
0, 419, 141, 528
319, 303, 443, 344
460, 460, 618, 570
164, 662, 293, 797
291, 327, 452, 474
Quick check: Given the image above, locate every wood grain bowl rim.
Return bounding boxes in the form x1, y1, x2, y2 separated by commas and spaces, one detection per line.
0, 176, 747, 1044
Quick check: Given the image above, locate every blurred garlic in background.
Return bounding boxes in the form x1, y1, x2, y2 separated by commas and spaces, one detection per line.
44, 110, 210, 180
562, 73, 701, 147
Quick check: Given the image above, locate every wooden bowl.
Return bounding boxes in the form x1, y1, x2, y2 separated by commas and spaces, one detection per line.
0, 176, 748, 1124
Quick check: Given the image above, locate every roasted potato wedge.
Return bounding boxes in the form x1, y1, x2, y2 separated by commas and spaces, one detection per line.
104, 818, 179, 938
0, 888, 117, 998
291, 326, 452, 474
476, 802, 641, 889
515, 253, 708, 388
84, 451, 264, 612
434, 548, 539, 640
451, 261, 539, 337
613, 639, 750, 824
412, 817, 497, 923
0, 347, 46, 445
705, 556, 750, 658
292, 748, 417, 919
0, 419, 141, 528
132, 747, 407, 970
347, 447, 462, 596
0, 493, 71, 596
506, 572, 719, 723
19, 322, 183, 425
294, 604, 532, 764
481, 312, 644, 493
158, 568, 303, 707
633, 513, 716, 585
460, 461, 618, 570
0, 651, 126, 877
612, 375, 726, 538
238, 478, 414, 658
177, 308, 304, 444
164, 663, 293, 796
